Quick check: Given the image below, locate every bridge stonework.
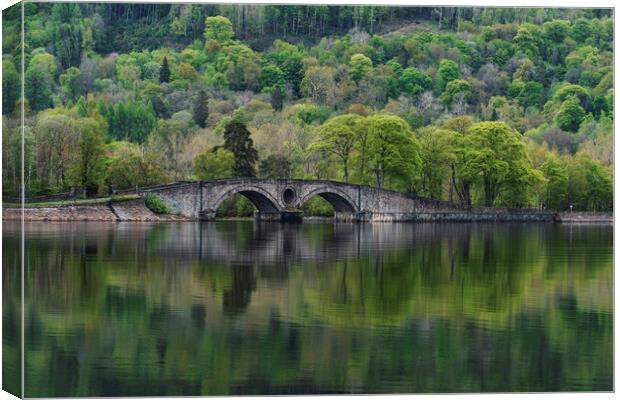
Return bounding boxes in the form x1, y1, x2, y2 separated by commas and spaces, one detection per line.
138, 179, 556, 223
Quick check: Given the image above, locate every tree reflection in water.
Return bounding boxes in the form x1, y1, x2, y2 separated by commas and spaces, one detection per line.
2, 221, 613, 396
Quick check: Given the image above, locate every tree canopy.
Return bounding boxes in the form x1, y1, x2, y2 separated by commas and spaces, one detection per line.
1, 4, 612, 211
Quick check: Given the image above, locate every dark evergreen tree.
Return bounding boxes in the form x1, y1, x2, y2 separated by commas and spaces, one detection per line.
271, 86, 284, 111
150, 96, 171, 119
51, 3, 83, 68
193, 90, 209, 128
25, 68, 53, 112
2, 60, 20, 115
592, 95, 609, 118
160, 56, 170, 83
223, 121, 258, 177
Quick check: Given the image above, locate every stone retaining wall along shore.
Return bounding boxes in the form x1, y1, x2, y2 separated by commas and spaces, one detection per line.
555, 212, 613, 223
2, 199, 164, 222
2, 196, 612, 223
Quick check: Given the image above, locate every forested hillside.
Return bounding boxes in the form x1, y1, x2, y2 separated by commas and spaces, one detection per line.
2, 4, 613, 212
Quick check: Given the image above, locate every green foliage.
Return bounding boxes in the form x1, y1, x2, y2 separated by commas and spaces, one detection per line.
32, 110, 79, 191
192, 90, 209, 128
461, 122, 538, 207
25, 68, 53, 111
539, 153, 568, 210
265, 40, 305, 97
67, 118, 106, 191
260, 64, 286, 93
301, 196, 335, 217
543, 20, 570, 43
216, 194, 256, 217
101, 101, 157, 143
366, 114, 421, 191
270, 86, 284, 111
295, 104, 333, 125
223, 121, 258, 178
301, 66, 336, 105
555, 96, 586, 133
259, 155, 291, 178
567, 155, 612, 211
514, 25, 540, 58
59, 66, 81, 101
2, 5, 614, 214
193, 147, 235, 180
552, 83, 591, 109
441, 79, 472, 106
145, 193, 169, 214
517, 81, 545, 108
105, 142, 169, 190
437, 59, 460, 91
417, 127, 455, 198
204, 16, 235, 42
348, 53, 373, 83
159, 56, 170, 83
311, 114, 364, 182
399, 67, 432, 97
142, 61, 161, 81
50, 4, 83, 68
2, 59, 20, 114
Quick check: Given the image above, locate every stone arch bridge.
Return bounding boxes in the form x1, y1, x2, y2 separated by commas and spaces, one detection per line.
135, 179, 555, 223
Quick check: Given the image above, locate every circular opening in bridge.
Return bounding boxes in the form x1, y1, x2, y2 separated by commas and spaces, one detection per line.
282, 188, 296, 206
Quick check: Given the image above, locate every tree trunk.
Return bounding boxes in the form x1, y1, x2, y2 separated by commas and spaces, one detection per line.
376, 167, 384, 188
484, 178, 494, 206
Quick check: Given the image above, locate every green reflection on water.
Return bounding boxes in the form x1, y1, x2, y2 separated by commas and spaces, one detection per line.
3, 221, 612, 396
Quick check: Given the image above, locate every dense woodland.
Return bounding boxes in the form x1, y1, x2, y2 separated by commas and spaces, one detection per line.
2, 4, 614, 213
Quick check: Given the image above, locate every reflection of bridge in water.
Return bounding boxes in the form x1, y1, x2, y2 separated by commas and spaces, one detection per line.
117, 222, 494, 266
11, 220, 562, 266
134, 179, 555, 222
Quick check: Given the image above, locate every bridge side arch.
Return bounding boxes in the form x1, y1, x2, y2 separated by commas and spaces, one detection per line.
299, 186, 359, 213
209, 185, 282, 213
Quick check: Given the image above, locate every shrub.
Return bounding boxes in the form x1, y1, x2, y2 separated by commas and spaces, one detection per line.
301, 196, 334, 217
216, 194, 256, 217
145, 193, 169, 214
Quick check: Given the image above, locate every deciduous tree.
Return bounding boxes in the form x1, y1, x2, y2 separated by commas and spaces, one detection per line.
310, 114, 364, 182
366, 114, 421, 191
259, 154, 292, 178
193, 147, 235, 180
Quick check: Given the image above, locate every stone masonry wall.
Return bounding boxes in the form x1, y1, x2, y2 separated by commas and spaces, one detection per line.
5, 180, 610, 223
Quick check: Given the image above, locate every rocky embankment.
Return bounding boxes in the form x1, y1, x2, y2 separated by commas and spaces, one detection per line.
2, 199, 613, 223
2, 199, 188, 222
555, 212, 613, 223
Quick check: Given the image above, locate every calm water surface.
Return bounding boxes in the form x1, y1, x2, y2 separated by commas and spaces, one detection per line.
3, 221, 613, 396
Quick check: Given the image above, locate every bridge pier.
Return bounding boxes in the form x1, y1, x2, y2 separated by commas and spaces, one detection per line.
254, 211, 282, 222
333, 212, 361, 222
254, 211, 304, 223
199, 210, 216, 221
280, 210, 303, 223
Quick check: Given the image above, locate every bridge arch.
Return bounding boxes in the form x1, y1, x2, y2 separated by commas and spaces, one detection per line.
211, 185, 281, 213
299, 187, 358, 213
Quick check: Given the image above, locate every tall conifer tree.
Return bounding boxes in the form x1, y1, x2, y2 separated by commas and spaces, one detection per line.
193, 90, 209, 128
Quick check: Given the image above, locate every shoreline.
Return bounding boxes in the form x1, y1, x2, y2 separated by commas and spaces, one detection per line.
2, 201, 612, 224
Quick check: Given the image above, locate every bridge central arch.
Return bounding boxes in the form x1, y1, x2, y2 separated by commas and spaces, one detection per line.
300, 187, 358, 213
212, 186, 281, 213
